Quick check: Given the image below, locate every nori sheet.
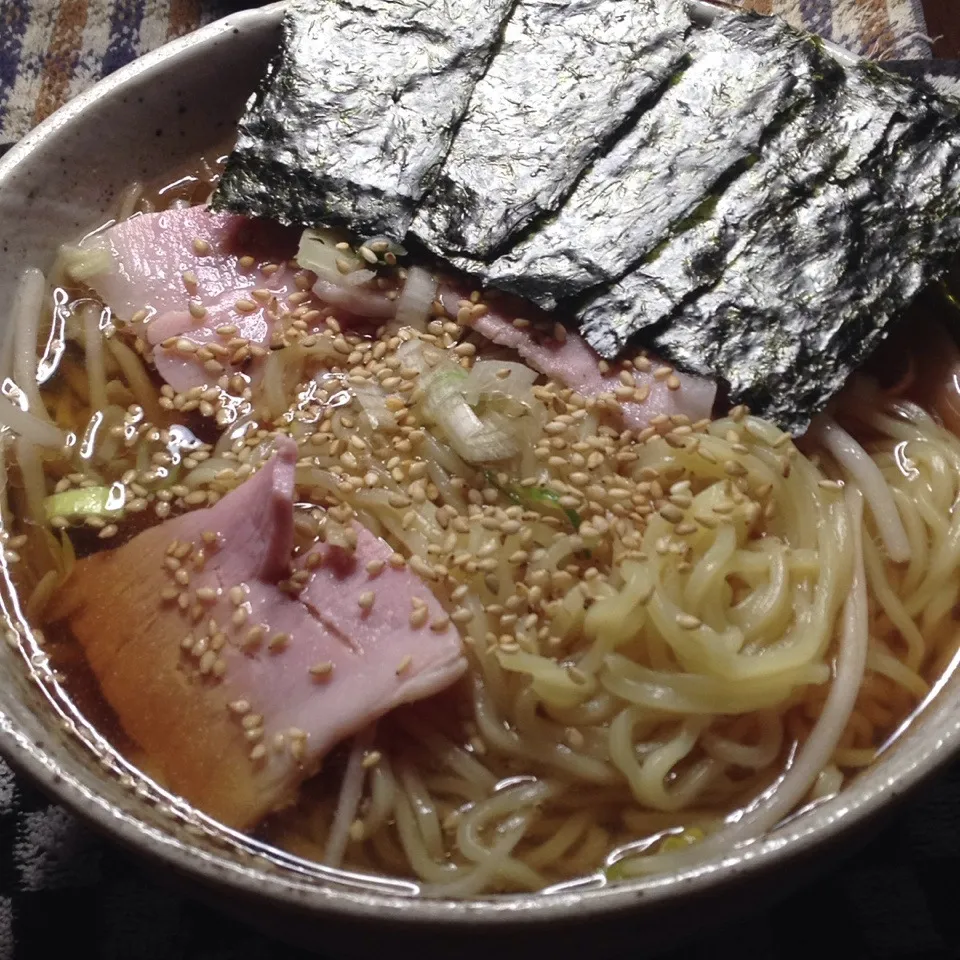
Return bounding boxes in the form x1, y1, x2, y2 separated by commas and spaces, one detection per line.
411, 0, 689, 260
576, 49, 863, 357
640, 66, 960, 434
212, 0, 515, 240
480, 13, 820, 310
210, 1, 960, 436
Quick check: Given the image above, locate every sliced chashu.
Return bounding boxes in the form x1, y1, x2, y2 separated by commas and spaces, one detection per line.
80, 206, 318, 393
48, 438, 465, 829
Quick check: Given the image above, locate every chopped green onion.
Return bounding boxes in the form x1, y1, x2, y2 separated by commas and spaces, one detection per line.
296, 228, 361, 279
62, 242, 113, 282
394, 266, 436, 331
362, 236, 408, 265
941, 279, 960, 314
352, 380, 397, 431
424, 368, 517, 463
658, 826, 704, 853
603, 861, 630, 883
463, 360, 537, 406
44, 483, 125, 523
485, 471, 581, 530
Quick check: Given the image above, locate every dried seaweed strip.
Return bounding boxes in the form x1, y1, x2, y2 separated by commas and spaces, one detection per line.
577, 53, 904, 358
412, 0, 689, 260
644, 69, 960, 434
482, 14, 818, 310
213, 0, 515, 239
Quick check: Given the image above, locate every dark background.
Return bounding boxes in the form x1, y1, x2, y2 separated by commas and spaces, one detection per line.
12, 764, 960, 960
5, 3, 960, 959
926, 1, 959, 59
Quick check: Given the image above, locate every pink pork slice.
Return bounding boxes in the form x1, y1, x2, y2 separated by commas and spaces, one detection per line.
49, 438, 465, 830
81, 206, 320, 393
440, 285, 716, 429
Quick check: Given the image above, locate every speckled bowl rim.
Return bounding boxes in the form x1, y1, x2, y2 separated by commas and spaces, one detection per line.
0, 0, 953, 933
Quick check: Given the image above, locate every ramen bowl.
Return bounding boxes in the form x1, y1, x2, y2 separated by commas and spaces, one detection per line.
0, 4, 956, 957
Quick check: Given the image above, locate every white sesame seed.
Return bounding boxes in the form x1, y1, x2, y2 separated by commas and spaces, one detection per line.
309, 661, 334, 680
240, 714, 263, 732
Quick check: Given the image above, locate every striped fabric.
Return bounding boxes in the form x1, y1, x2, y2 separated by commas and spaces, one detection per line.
0, 0, 237, 143
739, 0, 931, 59
0, 0, 933, 146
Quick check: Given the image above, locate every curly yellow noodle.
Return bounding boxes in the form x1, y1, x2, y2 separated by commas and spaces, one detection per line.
862, 533, 926, 670
362, 762, 398, 836
701, 713, 784, 770
263, 397, 960, 890
397, 762, 445, 862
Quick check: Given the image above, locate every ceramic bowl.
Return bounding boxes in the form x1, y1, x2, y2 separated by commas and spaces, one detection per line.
0, 4, 954, 957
